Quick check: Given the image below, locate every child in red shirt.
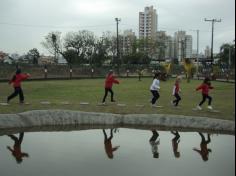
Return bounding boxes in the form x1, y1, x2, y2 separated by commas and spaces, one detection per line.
196, 77, 214, 110
102, 70, 119, 104
7, 69, 30, 104
7, 133, 29, 164
193, 133, 212, 162
103, 129, 120, 159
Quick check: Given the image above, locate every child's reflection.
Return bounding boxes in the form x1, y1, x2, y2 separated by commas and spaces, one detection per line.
7, 132, 29, 164
149, 130, 160, 159
171, 131, 181, 158
193, 132, 212, 162
103, 129, 120, 159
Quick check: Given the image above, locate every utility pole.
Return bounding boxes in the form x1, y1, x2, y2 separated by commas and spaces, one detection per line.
228, 46, 231, 70
204, 18, 222, 65
115, 18, 121, 71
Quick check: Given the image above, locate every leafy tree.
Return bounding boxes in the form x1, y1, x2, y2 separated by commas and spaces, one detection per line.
63, 30, 96, 65
218, 43, 235, 68
27, 48, 40, 65
41, 31, 62, 63
184, 58, 194, 83
123, 53, 150, 65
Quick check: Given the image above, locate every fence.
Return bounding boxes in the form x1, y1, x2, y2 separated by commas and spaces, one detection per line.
0, 64, 234, 81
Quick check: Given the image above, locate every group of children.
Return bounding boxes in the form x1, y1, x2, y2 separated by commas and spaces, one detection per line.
4, 69, 215, 111
102, 70, 214, 110
149, 72, 214, 110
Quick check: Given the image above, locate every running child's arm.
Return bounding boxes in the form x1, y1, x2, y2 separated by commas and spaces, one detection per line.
22, 153, 29, 157
196, 85, 203, 91
112, 146, 120, 151
193, 148, 201, 153
112, 76, 120, 84
172, 85, 176, 95
7, 146, 13, 152
8, 75, 16, 85
113, 79, 120, 84
20, 73, 30, 81
155, 80, 160, 90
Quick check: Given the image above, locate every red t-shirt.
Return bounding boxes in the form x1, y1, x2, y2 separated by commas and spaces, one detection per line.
105, 74, 119, 89
196, 83, 214, 95
9, 74, 30, 88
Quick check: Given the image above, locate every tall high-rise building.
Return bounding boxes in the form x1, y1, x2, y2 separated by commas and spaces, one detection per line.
174, 31, 193, 61
121, 30, 136, 56
139, 6, 158, 39
185, 35, 193, 58
205, 46, 211, 58
165, 35, 175, 59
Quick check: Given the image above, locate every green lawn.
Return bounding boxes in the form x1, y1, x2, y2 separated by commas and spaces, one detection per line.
0, 78, 235, 121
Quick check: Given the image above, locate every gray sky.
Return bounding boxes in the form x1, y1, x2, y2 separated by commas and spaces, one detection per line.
0, 0, 235, 55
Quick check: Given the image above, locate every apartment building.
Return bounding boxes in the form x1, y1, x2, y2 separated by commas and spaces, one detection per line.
174, 31, 193, 61
121, 30, 136, 56
139, 6, 158, 39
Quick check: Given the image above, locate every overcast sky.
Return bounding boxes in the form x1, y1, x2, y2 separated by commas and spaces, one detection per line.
0, 0, 235, 55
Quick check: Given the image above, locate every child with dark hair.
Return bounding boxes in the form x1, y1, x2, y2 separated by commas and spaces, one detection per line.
172, 76, 182, 107
171, 131, 181, 158
150, 73, 161, 107
7, 133, 29, 164
102, 129, 120, 159
193, 133, 212, 162
102, 70, 120, 104
7, 69, 30, 104
149, 130, 160, 159
196, 77, 214, 110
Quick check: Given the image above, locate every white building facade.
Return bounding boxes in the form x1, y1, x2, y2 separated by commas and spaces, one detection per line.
139, 6, 158, 39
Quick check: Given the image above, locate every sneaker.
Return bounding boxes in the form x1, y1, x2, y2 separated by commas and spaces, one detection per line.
171, 101, 175, 106
151, 104, 159, 108
102, 102, 106, 105
111, 100, 116, 103
208, 106, 213, 110
197, 106, 202, 110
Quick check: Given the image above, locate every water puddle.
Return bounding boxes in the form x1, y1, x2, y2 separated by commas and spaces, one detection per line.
0, 128, 235, 176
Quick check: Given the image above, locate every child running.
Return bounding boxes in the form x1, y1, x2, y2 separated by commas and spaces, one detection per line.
171, 76, 182, 107
150, 73, 161, 107
196, 77, 214, 110
102, 70, 120, 104
7, 69, 30, 104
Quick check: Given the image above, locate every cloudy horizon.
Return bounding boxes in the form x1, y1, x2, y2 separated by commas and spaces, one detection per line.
0, 0, 235, 55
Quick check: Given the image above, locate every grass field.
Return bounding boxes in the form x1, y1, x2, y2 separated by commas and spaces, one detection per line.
0, 78, 235, 121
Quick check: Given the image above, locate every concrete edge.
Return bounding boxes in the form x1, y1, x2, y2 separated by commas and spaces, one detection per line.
0, 110, 235, 135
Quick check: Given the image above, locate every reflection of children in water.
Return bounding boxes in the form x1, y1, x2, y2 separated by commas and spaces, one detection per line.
193, 132, 212, 162
171, 131, 181, 158
149, 130, 160, 159
103, 129, 120, 159
7, 133, 29, 164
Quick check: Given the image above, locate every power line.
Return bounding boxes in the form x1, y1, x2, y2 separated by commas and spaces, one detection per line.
0, 22, 115, 29
0, 21, 231, 34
